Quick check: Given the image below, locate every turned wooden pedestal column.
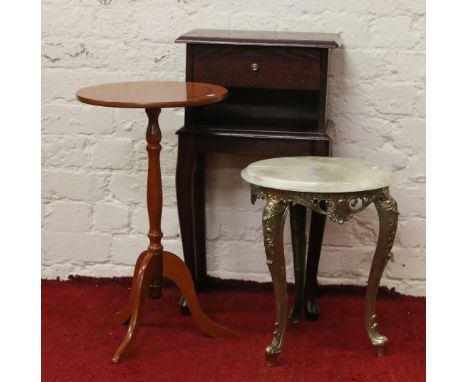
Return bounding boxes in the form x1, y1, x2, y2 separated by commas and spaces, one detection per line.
145, 108, 164, 298
76, 81, 236, 363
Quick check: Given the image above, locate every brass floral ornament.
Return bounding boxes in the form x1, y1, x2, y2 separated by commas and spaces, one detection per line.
251, 184, 385, 224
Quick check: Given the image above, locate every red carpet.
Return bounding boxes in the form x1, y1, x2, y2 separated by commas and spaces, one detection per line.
42, 279, 425, 381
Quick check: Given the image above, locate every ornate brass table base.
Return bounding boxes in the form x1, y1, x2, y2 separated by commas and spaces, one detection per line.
251, 185, 399, 366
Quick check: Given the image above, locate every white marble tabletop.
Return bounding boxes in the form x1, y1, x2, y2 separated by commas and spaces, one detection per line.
241, 156, 394, 193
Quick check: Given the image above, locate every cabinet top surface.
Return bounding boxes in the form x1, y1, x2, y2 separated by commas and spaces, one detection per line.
175, 29, 340, 48
76, 81, 227, 109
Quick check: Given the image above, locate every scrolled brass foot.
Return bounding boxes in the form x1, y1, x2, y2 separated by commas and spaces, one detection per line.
265, 345, 281, 367
371, 333, 388, 347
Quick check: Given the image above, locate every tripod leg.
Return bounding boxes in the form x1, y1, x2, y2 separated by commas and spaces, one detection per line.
112, 251, 157, 363
163, 251, 236, 338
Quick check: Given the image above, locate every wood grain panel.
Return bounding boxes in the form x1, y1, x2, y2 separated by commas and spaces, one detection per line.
192, 45, 321, 90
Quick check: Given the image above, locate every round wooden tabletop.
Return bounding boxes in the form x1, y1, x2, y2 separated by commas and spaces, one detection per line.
76, 81, 228, 109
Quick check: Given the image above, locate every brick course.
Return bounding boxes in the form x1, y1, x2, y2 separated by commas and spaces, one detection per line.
42, 0, 426, 296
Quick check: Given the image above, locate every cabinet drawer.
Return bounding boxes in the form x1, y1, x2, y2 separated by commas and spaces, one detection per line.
191, 44, 321, 90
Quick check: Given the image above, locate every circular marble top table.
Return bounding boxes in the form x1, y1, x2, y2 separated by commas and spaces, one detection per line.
76, 81, 234, 364
241, 156, 399, 366
241, 156, 394, 193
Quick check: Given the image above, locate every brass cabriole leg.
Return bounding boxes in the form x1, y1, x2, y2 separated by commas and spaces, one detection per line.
262, 197, 288, 366
365, 189, 399, 356
289, 203, 307, 325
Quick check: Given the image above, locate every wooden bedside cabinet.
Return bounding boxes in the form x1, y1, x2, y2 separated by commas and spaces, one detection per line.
175, 29, 340, 321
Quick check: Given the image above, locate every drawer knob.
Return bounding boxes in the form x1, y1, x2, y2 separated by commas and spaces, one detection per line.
251, 63, 259, 72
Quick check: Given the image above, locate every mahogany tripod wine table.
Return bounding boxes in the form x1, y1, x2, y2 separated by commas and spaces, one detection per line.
76, 81, 236, 363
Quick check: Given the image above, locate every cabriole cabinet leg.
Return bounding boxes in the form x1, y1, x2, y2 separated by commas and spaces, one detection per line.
289, 203, 307, 325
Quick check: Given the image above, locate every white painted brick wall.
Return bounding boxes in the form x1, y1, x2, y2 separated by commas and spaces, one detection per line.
41, 0, 426, 296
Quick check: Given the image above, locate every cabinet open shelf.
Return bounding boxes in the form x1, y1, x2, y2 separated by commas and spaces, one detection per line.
191, 87, 321, 133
